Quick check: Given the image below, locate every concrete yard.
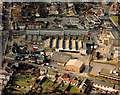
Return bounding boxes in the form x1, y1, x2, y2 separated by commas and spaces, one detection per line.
90, 62, 115, 76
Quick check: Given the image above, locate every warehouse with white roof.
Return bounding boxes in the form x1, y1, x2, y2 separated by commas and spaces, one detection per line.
65, 59, 85, 73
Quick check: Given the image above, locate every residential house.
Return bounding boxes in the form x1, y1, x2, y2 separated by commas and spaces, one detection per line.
47, 70, 58, 82
27, 23, 41, 29
49, 5, 58, 15
110, 2, 118, 15
93, 80, 119, 94
113, 48, 120, 59
58, 77, 63, 84
17, 23, 26, 30
11, 6, 22, 20
104, 21, 112, 29
36, 55, 44, 64
40, 68, 47, 76
38, 75, 45, 81
60, 73, 73, 84
90, 7, 104, 16
79, 78, 93, 94
70, 77, 79, 86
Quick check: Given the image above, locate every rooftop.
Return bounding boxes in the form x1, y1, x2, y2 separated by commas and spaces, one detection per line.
100, 68, 120, 79
93, 80, 113, 88
50, 51, 72, 63
66, 59, 84, 68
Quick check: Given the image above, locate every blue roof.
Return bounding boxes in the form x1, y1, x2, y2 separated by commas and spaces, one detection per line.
111, 9, 115, 11
35, 50, 43, 53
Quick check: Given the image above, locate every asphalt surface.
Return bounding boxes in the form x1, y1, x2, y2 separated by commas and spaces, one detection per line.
1, 3, 10, 67
0, 32, 2, 67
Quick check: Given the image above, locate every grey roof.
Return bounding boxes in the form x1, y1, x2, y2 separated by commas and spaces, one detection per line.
115, 85, 120, 90
26, 29, 88, 36
109, 45, 114, 54
18, 23, 25, 26
93, 80, 113, 88
64, 29, 88, 35
79, 78, 91, 92
113, 39, 120, 46
100, 16, 108, 20
100, 68, 120, 79
105, 21, 111, 25
50, 51, 72, 63
102, 45, 112, 58
92, 9, 98, 12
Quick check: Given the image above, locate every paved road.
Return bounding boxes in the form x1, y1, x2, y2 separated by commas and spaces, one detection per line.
0, 32, 2, 67
1, 3, 10, 67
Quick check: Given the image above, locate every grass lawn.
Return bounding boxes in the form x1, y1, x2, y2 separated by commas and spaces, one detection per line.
14, 75, 34, 87
41, 78, 49, 86
20, 54, 27, 57
10, 86, 30, 94
40, 23, 46, 28
52, 82, 59, 88
15, 76, 32, 79
69, 86, 78, 93
43, 80, 59, 89
88, 73, 96, 78
10, 91, 21, 94
5, 45, 11, 54
58, 84, 68, 91
15, 78, 34, 87
46, 80, 53, 86
111, 16, 118, 23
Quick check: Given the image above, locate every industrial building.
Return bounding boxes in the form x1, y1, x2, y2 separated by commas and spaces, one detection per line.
49, 52, 72, 66
65, 59, 85, 73
44, 36, 90, 54
25, 29, 92, 54
98, 68, 120, 81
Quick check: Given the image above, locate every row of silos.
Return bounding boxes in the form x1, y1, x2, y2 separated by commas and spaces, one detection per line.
25, 35, 41, 41
44, 36, 87, 51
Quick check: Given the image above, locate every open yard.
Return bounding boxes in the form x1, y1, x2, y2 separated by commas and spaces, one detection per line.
3, 64, 38, 94
7, 75, 35, 94
14, 76, 33, 87
41, 78, 60, 93
69, 86, 78, 93
65, 85, 79, 93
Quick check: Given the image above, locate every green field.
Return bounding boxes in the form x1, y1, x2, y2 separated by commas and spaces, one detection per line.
69, 86, 78, 93
15, 76, 33, 87
111, 16, 118, 24
58, 84, 68, 91
52, 82, 59, 88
